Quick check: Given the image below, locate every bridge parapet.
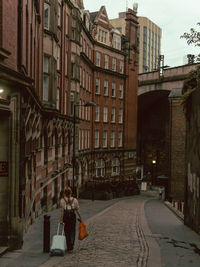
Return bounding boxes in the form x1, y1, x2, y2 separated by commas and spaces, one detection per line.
138, 63, 200, 96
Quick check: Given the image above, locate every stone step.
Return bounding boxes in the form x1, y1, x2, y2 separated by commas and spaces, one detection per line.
0, 246, 8, 256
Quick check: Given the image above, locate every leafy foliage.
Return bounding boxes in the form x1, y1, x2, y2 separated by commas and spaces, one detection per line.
181, 66, 200, 117
181, 23, 200, 62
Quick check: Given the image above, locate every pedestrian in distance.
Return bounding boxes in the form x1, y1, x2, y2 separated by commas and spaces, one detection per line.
159, 187, 163, 199
60, 187, 82, 251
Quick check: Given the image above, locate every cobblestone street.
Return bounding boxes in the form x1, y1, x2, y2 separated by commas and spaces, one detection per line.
41, 196, 152, 267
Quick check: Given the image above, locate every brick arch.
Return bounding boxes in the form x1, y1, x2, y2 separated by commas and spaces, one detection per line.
137, 89, 171, 182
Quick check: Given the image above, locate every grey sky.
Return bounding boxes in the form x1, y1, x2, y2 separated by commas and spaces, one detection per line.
84, 0, 200, 67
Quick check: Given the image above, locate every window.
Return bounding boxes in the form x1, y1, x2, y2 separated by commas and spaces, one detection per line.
101, 31, 103, 42
112, 58, 116, 71
72, 18, 76, 27
65, 14, 68, 35
94, 130, 99, 148
79, 129, 81, 150
95, 105, 100, 121
105, 32, 107, 43
103, 131, 107, 147
71, 18, 78, 41
110, 131, 115, 147
98, 29, 101, 41
112, 158, 120, 174
70, 93, 74, 116
88, 130, 90, 148
111, 107, 115, 122
119, 84, 123, 99
72, 28, 75, 40
44, 3, 50, 30
118, 131, 122, 147
71, 54, 75, 78
118, 108, 123, 123
56, 88, 60, 109
57, 4, 61, 27
120, 60, 124, 73
83, 69, 85, 88
116, 36, 121, 50
113, 36, 117, 48
104, 80, 108, 96
103, 106, 108, 122
57, 45, 60, 70
65, 53, 68, 76
111, 82, 116, 97
95, 159, 105, 177
96, 51, 101, 67
88, 75, 91, 92
86, 72, 88, 90
95, 78, 100, 94
43, 55, 50, 101
82, 130, 84, 150
104, 55, 109, 69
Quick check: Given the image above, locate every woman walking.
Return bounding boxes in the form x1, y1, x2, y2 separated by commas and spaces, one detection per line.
60, 187, 82, 251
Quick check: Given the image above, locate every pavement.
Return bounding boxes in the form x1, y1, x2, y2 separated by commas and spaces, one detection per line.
0, 190, 165, 267
145, 199, 200, 267
0, 196, 124, 267
0, 192, 163, 267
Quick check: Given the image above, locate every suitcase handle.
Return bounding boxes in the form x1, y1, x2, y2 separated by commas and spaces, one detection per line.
57, 223, 65, 236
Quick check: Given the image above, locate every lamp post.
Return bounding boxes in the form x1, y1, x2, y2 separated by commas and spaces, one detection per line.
72, 101, 96, 196
152, 159, 156, 185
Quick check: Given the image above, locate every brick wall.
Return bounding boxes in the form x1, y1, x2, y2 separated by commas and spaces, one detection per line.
169, 98, 186, 201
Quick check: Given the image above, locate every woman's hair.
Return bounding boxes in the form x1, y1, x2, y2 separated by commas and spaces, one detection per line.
64, 187, 72, 197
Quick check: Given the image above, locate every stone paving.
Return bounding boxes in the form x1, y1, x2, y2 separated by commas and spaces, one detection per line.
40, 196, 151, 267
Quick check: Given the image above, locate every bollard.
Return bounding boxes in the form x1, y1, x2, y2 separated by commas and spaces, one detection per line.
43, 215, 50, 253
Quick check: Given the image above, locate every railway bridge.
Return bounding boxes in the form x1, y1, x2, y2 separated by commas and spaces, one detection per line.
137, 63, 199, 209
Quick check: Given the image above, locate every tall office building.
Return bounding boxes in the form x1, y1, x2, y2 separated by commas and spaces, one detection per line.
111, 15, 162, 73
138, 17, 162, 73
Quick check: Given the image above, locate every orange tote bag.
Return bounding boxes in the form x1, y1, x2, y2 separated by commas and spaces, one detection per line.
78, 221, 88, 240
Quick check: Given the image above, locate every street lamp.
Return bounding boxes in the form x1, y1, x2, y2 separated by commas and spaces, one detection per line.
0, 88, 4, 99
152, 159, 156, 185
72, 101, 96, 196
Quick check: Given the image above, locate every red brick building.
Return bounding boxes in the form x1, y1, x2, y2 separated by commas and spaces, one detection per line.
71, 5, 138, 195
0, 0, 44, 249
0, 0, 138, 249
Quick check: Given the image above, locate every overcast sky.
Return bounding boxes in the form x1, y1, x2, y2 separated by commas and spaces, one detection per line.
84, 0, 200, 68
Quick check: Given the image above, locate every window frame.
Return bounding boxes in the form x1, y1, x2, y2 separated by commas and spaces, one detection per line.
112, 57, 116, 71
96, 51, 101, 67
110, 131, 115, 147
44, 3, 50, 30
104, 80, 108, 96
43, 55, 50, 101
104, 54, 109, 69
111, 82, 116, 98
95, 77, 100, 94
103, 106, 108, 122
94, 130, 99, 148
111, 107, 115, 122
103, 130, 107, 147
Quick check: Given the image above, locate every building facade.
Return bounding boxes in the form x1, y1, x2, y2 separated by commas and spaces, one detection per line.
0, 0, 138, 249
183, 66, 200, 234
138, 63, 200, 215
0, 0, 44, 249
138, 17, 161, 73
110, 15, 161, 74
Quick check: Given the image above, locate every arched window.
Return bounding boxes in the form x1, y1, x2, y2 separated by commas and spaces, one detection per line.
111, 158, 120, 175
95, 159, 105, 177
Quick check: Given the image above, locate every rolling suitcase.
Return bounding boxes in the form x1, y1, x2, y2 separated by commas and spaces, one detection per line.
50, 223, 66, 256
